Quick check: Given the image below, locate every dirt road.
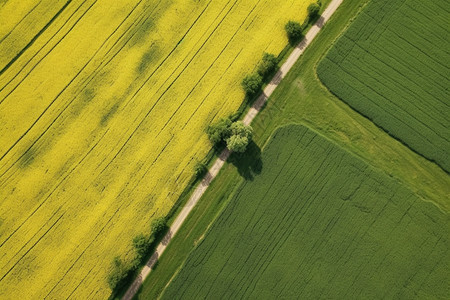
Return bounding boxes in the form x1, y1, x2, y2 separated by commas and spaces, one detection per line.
122, 0, 344, 298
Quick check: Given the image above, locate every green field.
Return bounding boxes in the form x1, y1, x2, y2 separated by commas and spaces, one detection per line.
161, 125, 449, 299
317, 0, 450, 172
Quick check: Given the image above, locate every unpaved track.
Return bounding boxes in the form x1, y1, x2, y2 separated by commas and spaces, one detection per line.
123, 0, 343, 298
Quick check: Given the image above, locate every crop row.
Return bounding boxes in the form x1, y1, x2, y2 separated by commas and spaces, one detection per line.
317, 0, 450, 171
162, 125, 449, 299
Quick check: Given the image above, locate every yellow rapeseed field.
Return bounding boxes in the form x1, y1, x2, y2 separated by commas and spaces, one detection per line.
0, 0, 312, 298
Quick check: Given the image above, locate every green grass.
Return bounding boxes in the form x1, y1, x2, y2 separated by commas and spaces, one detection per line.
161, 125, 450, 299
317, 0, 450, 172
135, 0, 450, 298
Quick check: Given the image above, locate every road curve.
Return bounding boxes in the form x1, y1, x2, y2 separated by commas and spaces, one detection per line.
122, 0, 344, 298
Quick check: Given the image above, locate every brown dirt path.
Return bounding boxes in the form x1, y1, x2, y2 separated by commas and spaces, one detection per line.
122, 1, 344, 298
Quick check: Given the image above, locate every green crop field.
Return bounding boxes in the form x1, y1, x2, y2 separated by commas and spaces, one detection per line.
161, 125, 449, 299
317, 0, 450, 172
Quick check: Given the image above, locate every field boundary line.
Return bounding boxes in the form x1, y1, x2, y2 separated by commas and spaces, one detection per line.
122, 0, 343, 298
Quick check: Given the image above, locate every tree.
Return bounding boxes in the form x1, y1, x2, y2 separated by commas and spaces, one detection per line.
151, 217, 167, 237
226, 135, 249, 153
229, 121, 253, 140
131, 234, 148, 268
206, 120, 253, 153
241, 73, 262, 96
285, 21, 303, 44
131, 233, 155, 268
194, 162, 207, 178
206, 117, 232, 145
257, 53, 278, 78
307, 3, 320, 20
226, 121, 253, 153
132, 234, 148, 258
107, 256, 128, 291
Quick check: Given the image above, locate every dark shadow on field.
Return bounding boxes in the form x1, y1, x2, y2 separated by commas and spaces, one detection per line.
19, 147, 36, 168
229, 141, 263, 181
146, 251, 159, 269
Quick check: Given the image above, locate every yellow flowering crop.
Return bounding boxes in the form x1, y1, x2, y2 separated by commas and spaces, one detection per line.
0, 0, 312, 298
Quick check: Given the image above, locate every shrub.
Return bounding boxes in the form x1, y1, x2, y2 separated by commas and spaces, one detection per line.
151, 217, 167, 237
107, 256, 129, 291
285, 21, 303, 44
131, 234, 155, 268
241, 73, 263, 96
206, 117, 232, 145
226, 122, 253, 153
257, 53, 278, 78
132, 234, 148, 258
194, 162, 208, 178
307, 3, 320, 20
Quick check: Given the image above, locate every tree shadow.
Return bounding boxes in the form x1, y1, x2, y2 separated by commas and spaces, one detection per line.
146, 251, 159, 269
288, 33, 304, 47
315, 15, 325, 28
228, 141, 263, 181
261, 65, 279, 83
